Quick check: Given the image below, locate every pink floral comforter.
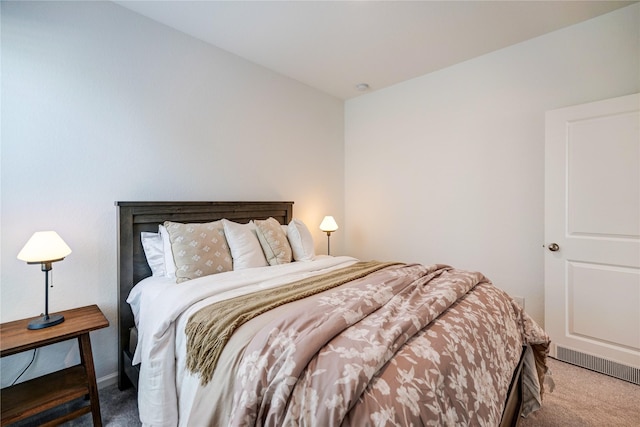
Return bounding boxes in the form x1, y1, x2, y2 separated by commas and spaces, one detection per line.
187, 263, 549, 426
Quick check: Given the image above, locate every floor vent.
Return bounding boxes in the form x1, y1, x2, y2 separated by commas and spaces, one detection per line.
556, 346, 640, 386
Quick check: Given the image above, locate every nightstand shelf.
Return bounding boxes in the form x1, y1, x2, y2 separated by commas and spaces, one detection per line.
1, 305, 109, 426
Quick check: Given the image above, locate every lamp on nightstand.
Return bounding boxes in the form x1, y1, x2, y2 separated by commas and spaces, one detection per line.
18, 231, 72, 330
319, 216, 339, 255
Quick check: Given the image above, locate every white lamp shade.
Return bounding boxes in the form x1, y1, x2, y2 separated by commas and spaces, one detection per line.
17, 231, 72, 263
319, 216, 339, 233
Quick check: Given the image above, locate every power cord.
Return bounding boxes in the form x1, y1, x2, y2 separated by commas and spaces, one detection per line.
11, 348, 37, 386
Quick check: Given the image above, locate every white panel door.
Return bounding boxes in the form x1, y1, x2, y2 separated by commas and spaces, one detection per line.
545, 93, 640, 370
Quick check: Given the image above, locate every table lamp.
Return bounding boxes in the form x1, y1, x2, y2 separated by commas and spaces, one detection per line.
319, 216, 339, 255
17, 231, 72, 330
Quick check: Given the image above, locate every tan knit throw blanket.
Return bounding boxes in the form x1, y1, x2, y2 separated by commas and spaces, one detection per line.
185, 261, 399, 384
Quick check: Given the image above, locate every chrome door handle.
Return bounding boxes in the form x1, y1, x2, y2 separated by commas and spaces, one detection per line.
548, 243, 560, 252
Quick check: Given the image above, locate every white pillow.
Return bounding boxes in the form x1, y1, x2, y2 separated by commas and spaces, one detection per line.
287, 219, 315, 262
159, 224, 177, 278
141, 232, 165, 277
222, 219, 269, 270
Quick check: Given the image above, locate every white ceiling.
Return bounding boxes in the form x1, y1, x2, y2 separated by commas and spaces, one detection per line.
114, 1, 635, 99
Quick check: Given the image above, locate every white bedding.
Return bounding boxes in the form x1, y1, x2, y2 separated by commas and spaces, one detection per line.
127, 256, 359, 427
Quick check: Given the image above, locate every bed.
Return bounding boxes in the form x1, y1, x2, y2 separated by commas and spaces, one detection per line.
116, 201, 549, 427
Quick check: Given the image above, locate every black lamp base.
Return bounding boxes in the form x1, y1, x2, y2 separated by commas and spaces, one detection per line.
28, 314, 65, 330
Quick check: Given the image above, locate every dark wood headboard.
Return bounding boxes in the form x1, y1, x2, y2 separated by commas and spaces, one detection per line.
115, 201, 294, 389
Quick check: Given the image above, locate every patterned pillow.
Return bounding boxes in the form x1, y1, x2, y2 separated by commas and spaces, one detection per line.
254, 217, 292, 266
163, 220, 233, 283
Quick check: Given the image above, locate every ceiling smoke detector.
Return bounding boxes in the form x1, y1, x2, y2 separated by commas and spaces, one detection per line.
355, 83, 370, 92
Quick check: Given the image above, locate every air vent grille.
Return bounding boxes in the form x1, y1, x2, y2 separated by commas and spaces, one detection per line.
556, 346, 639, 385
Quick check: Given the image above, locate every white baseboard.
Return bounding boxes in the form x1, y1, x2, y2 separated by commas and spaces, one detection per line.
97, 371, 119, 389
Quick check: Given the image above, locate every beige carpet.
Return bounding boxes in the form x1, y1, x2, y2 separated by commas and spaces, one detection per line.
520, 357, 640, 426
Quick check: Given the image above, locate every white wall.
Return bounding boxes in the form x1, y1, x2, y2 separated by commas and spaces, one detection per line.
0, 1, 344, 386
344, 4, 640, 327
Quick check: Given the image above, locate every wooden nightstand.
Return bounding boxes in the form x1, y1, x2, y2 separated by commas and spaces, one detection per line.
1, 305, 109, 426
